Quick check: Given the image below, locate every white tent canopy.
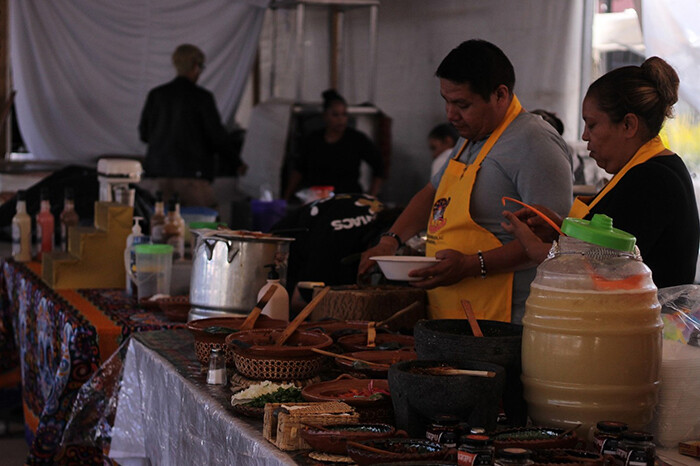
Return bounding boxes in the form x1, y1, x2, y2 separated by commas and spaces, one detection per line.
8, 0, 700, 204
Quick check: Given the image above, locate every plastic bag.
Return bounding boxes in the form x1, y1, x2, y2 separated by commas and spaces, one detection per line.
658, 285, 700, 346
651, 285, 700, 447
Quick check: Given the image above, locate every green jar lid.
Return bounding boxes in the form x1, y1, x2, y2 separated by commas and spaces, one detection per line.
189, 221, 227, 230
133, 244, 173, 255
561, 214, 636, 252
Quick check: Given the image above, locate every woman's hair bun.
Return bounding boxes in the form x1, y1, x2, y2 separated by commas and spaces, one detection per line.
641, 56, 679, 109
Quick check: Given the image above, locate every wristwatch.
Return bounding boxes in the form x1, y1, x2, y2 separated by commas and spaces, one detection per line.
381, 231, 403, 248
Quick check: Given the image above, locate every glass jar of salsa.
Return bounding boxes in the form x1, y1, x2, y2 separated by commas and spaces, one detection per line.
458, 434, 494, 466
593, 420, 628, 464
426, 414, 460, 448
616, 431, 655, 466
495, 447, 534, 466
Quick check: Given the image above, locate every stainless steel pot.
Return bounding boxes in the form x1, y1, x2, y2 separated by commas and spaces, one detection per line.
188, 231, 293, 321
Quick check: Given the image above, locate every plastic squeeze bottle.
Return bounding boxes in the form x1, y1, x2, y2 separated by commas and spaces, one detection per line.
35, 187, 54, 260
150, 191, 166, 244
12, 190, 32, 262
125, 217, 149, 295
257, 264, 289, 322
59, 187, 80, 252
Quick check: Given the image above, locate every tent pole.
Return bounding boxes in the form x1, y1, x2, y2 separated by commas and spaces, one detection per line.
367, 5, 378, 103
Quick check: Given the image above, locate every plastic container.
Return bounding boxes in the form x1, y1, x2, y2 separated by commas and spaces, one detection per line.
257, 264, 289, 322
35, 187, 54, 260
125, 217, 149, 296
522, 214, 662, 438
130, 244, 173, 300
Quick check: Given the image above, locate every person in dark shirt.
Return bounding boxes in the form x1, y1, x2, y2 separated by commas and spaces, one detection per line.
283, 89, 385, 200
138, 44, 245, 206
503, 56, 699, 288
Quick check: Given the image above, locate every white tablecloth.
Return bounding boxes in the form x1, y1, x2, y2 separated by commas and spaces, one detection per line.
109, 331, 295, 466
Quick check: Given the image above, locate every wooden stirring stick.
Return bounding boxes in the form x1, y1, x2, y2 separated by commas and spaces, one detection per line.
461, 299, 484, 337
274, 286, 330, 346
424, 367, 496, 377
239, 284, 279, 331
310, 347, 389, 368
375, 301, 423, 328
346, 440, 401, 457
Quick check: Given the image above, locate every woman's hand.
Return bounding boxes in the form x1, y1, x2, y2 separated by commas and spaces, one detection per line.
501, 210, 552, 263
509, 205, 563, 243
408, 249, 474, 289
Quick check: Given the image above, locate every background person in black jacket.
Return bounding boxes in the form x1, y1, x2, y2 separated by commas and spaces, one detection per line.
138, 44, 245, 207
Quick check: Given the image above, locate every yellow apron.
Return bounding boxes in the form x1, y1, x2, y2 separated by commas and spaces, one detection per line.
425, 95, 523, 322
569, 137, 667, 218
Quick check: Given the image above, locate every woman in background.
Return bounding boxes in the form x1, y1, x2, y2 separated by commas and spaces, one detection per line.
284, 89, 385, 201
503, 56, 699, 288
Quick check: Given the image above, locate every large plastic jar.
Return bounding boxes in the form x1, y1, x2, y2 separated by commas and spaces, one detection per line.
522, 215, 662, 438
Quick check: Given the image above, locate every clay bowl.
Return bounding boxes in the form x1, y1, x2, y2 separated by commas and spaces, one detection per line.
533, 449, 604, 465
158, 295, 190, 322
490, 427, 580, 451
226, 328, 333, 381
346, 438, 449, 466
338, 333, 415, 353
300, 423, 398, 455
335, 349, 417, 379
299, 319, 375, 341
186, 315, 286, 365
302, 374, 393, 423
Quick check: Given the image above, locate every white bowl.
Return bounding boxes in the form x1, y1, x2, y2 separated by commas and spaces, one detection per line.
371, 256, 440, 281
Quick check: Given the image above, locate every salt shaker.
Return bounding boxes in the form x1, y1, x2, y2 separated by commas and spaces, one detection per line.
206, 347, 227, 385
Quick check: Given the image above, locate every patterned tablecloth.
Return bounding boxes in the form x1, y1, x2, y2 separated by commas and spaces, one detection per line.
0, 259, 185, 465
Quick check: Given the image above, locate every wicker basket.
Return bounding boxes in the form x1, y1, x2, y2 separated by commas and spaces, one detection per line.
232, 351, 326, 381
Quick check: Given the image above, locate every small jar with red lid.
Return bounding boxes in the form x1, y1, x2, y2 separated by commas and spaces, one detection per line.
458, 434, 494, 466
494, 448, 534, 466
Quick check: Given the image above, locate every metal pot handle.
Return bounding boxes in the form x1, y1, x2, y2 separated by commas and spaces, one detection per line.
226, 240, 240, 263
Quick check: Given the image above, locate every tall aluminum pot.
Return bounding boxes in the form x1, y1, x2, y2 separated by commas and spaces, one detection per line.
188, 231, 293, 321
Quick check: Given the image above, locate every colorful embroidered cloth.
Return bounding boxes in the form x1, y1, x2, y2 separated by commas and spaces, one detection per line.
0, 259, 185, 465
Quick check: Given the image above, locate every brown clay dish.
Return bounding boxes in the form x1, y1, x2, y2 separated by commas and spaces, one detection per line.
225, 328, 333, 358
158, 295, 190, 322
335, 350, 417, 378
226, 329, 334, 380
299, 320, 372, 340
346, 438, 449, 466
187, 315, 286, 365
337, 333, 415, 352
491, 427, 580, 451
300, 423, 397, 455
302, 375, 391, 408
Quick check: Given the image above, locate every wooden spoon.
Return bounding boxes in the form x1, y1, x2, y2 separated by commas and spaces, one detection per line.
238, 284, 279, 331
461, 300, 483, 337
346, 440, 401, 457
310, 347, 390, 368
274, 286, 330, 346
423, 366, 496, 378
375, 301, 423, 328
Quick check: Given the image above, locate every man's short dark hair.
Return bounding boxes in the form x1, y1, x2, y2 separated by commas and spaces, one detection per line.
436, 39, 515, 101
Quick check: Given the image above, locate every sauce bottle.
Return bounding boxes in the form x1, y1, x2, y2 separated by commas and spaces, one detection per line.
59, 187, 80, 252
163, 198, 185, 260
35, 187, 54, 260
150, 190, 166, 244
12, 190, 32, 262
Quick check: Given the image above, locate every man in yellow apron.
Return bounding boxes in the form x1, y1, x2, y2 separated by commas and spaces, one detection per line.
359, 39, 573, 324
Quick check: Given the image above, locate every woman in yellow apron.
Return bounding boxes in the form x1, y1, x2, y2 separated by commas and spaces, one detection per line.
503, 56, 699, 288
